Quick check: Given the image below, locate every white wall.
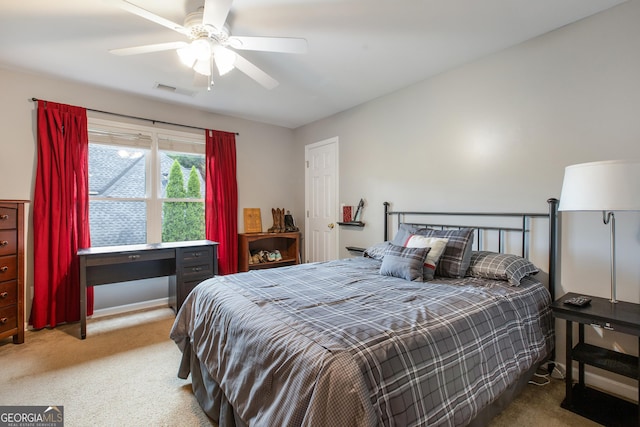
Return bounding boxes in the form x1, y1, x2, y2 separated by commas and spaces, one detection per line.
0, 67, 297, 316
295, 0, 640, 400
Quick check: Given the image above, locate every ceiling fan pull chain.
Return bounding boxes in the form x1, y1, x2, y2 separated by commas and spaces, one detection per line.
208, 55, 214, 91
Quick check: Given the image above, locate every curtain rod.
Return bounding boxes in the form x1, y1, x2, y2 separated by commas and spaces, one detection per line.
30, 98, 239, 136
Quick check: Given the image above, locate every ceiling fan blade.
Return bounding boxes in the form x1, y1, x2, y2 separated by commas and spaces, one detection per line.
233, 53, 279, 90
109, 41, 188, 56
202, 0, 234, 31
228, 36, 308, 54
113, 0, 188, 35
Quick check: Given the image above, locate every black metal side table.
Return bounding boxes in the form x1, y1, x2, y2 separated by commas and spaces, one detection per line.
551, 292, 640, 427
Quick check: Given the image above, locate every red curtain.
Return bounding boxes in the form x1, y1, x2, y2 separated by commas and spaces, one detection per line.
30, 100, 91, 329
205, 129, 238, 275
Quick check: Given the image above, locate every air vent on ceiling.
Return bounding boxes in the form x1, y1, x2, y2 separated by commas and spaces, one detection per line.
154, 82, 196, 97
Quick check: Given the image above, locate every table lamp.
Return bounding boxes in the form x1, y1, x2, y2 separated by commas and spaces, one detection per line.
558, 159, 640, 303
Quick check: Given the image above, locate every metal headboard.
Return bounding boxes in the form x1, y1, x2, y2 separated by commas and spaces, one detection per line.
383, 199, 559, 300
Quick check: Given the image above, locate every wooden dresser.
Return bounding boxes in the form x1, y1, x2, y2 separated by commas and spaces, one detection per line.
0, 200, 26, 344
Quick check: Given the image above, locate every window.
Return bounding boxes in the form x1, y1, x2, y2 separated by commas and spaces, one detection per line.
88, 118, 205, 247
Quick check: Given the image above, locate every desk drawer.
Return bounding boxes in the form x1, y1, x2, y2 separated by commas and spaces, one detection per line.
83, 248, 175, 267
181, 261, 214, 281
181, 246, 213, 264
179, 246, 214, 280
0, 280, 17, 307
0, 207, 17, 230
0, 230, 17, 256
0, 304, 17, 334
0, 255, 17, 281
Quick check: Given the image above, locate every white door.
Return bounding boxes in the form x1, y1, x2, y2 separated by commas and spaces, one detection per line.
305, 137, 339, 263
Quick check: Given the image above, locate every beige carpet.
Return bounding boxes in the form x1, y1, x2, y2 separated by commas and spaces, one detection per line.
0, 307, 600, 427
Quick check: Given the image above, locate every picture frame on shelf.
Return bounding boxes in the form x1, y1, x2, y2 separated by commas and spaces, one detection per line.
243, 208, 262, 233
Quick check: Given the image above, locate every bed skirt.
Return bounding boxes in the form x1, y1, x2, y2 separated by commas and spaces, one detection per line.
179, 342, 248, 427
180, 340, 545, 427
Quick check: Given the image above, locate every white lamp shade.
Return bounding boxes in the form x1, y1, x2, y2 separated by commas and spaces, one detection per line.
559, 159, 640, 211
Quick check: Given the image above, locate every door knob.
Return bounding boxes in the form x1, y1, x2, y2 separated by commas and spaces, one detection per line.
328, 223, 335, 229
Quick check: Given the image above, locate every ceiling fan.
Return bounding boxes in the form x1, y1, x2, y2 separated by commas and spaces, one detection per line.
108, 0, 308, 90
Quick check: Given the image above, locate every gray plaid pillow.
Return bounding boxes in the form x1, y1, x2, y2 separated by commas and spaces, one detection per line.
391, 223, 423, 246
363, 241, 391, 260
466, 251, 539, 286
415, 228, 474, 278
379, 244, 431, 281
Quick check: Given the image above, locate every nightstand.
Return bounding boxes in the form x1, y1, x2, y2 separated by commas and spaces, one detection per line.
551, 292, 640, 427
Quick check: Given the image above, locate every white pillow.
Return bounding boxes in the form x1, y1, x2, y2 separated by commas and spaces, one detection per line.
404, 235, 449, 281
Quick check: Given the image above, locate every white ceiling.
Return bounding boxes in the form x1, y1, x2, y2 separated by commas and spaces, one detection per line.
0, 0, 626, 128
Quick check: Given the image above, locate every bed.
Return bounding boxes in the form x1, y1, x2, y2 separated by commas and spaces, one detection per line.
170, 199, 559, 426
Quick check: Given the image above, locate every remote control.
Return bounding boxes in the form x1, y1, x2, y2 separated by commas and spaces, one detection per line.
563, 296, 592, 307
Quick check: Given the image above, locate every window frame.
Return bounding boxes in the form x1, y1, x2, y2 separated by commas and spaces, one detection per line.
87, 117, 206, 245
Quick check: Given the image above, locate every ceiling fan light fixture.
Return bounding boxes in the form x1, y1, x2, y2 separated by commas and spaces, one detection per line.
176, 46, 197, 67
193, 58, 212, 76
177, 38, 211, 68
192, 39, 211, 60
213, 47, 236, 76
111, 0, 304, 90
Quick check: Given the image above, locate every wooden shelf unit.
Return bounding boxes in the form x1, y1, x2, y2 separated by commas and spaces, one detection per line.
238, 232, 300, 272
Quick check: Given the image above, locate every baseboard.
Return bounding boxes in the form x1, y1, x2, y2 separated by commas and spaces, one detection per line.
91, 298, 170, 319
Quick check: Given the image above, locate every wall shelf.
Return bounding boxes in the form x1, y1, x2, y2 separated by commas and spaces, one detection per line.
337, 221, 365, 227
346, 246, 366, 254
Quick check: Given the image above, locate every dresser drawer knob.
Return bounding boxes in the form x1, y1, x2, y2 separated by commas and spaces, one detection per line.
0, 266, 8, 272
192, 267, 202, 272
0, 291, 7, 299
128, 255, 140, 260
0, 240, 8, 247
0, 317, 7, 324
0, 215, 8, 220
194, 252, 201, 257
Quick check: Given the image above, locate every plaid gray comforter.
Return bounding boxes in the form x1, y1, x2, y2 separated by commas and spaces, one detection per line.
170, 257, 553, 427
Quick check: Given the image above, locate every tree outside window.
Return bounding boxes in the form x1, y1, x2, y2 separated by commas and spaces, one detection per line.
162, 160, 205, 242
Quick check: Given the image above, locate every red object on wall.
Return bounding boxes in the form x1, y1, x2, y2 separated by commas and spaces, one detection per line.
343, 206, 352, 222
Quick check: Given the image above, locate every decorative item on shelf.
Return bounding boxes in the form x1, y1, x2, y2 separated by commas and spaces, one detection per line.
559, 159, 640, 303
267, 208, 297, 233
249, 249, 282, 264
353, 198, 364, 222
338, 199, 365, 226
284, 210, 299, 232
342, 205, 353, 222
243, 208, 262, 233
268, 207, 285, 233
